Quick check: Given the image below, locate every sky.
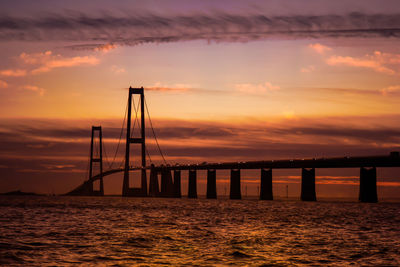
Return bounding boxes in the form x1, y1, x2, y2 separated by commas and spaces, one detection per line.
0, 0, 400, 198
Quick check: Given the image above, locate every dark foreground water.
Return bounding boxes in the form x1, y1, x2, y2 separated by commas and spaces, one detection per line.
0, 196, 399, 266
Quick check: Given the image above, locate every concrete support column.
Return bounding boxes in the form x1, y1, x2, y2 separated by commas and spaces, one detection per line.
206, 169, 217, 199
301, 168, 316, 201
141, 169, 147, 196
149, 167, 160, 197
161, 169, 174, 197
260, 169, 273, 200
359, 167, 378, 203
188, 170, 197, 198
173, 170, 182, 198
160, 169, 167, 197
230, 169, 241, 199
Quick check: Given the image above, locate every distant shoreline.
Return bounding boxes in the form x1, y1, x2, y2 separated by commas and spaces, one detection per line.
0, 190, 45, 196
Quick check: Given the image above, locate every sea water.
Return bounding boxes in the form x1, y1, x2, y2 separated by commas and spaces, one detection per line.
0, 196, 399, 266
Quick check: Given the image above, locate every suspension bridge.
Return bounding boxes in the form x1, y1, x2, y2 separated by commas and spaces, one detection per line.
66, 87, 400, 202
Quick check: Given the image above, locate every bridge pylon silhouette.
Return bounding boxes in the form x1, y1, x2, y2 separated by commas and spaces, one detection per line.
122, 87, 147, 197
66, 126, 104, 196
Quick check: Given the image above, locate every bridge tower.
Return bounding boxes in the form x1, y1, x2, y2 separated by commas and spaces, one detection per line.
89, 126, 104, 196
122, 87, 147, 197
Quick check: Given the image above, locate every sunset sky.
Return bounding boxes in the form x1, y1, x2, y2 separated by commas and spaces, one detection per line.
1, 0, 400, 198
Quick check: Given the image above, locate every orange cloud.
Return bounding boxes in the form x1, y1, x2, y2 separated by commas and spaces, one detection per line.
380, 85, 400, 96
300, 65, 315, 73
146, 82, 194, 93
19, 50, 100, 74
309, 43, 332, 54
326, 51, 400, 75
378, 182, 400, 187
0, 69, 27, 77
22, 85, 45, 96
0, 80, 8, 88
110, 65, 125, 74
94, 43, 117, 53
235, 82, 280, 94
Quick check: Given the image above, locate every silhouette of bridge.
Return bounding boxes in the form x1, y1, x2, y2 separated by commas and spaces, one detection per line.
66, 87, 400, 202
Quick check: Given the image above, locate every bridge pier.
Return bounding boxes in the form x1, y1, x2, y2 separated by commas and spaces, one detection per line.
149, 166, 160, 197
173, 170, 182, 198
188, 170, 197, 198
206, 169, 217, 199
359, 167, 378, 203
207, 170, 217, 198
141, 169, 147, 196
301, 168, 316, 201
260, 169, 273, 200
161, 168, 174, 197
230, 169, 241, 199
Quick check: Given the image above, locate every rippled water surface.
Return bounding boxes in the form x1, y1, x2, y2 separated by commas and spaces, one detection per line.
0, 196, 399, 266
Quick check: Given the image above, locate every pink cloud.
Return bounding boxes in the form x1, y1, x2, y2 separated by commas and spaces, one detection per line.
22, 85, 45, 96
0, 69, 27, 77
300, 65, 315, 73
0, 80, 8, 88
309, 43, 332, 54
146, 82, 194, 93
19, 50, 100, 74
235, 82, 280, 94
326, 51, 400, 75
110, 65, 125, 74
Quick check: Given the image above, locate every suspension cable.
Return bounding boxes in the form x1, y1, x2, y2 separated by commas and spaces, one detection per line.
110, 98, 129, 169
102, 141, 113, 169
146, 147, 153, 164
84, 144, 91, 181
144, 96, 167, 164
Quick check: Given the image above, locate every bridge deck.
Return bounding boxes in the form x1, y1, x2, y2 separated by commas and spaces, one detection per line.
66, 153, 399, 195
86, 153, 400, 182
155, 154, 400, 171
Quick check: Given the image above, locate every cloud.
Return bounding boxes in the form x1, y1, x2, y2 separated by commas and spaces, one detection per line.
1, 12, 400, 46
0, 80, 8, 88
0, 69, 27, 77
146, 82, 196, 93
1, 116, 400, 195
22, 85, 45, 96
309, 43, 332, 54
94, 43, 116, 53
19, 51, 100, 74
326, 51, 400, 75
110, 65, 125, 74
235, 82, 280, 94
380, 85, 400, 96
300, 65, 315, 73
308, 87, 380, 96
2, 115, 400, 163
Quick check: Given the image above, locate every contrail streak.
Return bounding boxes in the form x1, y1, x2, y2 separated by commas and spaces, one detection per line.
0, 12, 399, 46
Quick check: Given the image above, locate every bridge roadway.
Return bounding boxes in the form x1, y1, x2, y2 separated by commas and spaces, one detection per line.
68, 152, 398, 201
87, 153, 400, 182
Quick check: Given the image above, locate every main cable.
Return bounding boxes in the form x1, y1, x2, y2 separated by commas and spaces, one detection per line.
144, 96, 167, 164
110, 98, 129, 169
